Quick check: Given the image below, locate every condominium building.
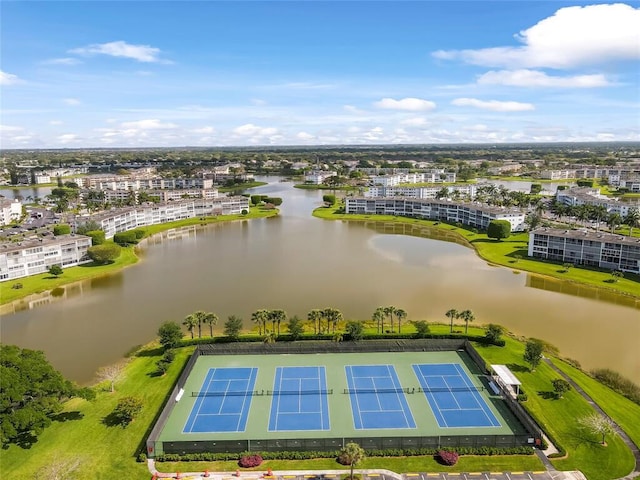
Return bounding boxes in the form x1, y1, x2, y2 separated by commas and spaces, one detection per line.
0, 235, 92, 281
0, 198, 22, 226
303, 171, 337, 184
345, 197, 526, 232
528, 227, 640, 274
366, 184, 477, 200
556, 187, 634, 217
90, 196, 250, 239
369, 171, 456, 187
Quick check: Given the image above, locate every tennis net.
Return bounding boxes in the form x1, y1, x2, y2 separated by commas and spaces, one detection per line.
343, 386, 483, 394
191, 390, 262, 397
266, 389, 333, 396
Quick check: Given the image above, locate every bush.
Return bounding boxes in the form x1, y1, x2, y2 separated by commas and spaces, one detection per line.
517, 392, 528, 402
53, 224, 71, 236
436, 450, 459, 466
87, 243, 122, 264
137, 452, 147, 463
238, 454, 263, 468
86, 230, 106, 245
591, 368, 640, 405
132, 229, 146, 239
111, 396, 143, 427
113, 231, 138, 245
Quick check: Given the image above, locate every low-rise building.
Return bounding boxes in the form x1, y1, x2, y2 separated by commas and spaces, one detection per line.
0, 198, 22, 226
0, 235, 92, 281
366, 184, 477, 200
90, 196, 250, 239
557, 187, 634, 217
528, 227, 640, 274
304, 171, 337, 184
345, 197, 526, 232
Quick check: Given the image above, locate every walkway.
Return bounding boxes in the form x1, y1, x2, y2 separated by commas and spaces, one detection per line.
543, 357, 640, 480
147, 460, 587, 480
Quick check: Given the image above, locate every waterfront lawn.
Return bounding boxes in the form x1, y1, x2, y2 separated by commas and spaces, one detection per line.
1, 345, 195, 480
0, 208, 279, 306
476, 337, 635, 480
312, 206, 640, 298
0, 245, 139, 305
551, 358, 640, 448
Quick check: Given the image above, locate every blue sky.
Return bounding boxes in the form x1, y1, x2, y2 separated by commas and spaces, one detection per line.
1, 1, 638, 148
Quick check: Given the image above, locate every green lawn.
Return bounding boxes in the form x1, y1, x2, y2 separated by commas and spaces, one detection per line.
551, 358, 640, 448
476, 337, 635, 480
3, 330, 638, 479
1, 346, 195, 480
0, 207, 278, 306
312, 206, 640, 298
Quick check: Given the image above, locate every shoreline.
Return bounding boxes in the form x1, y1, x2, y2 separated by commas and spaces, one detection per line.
0, 207, 279, 307
312, 206, 640, 302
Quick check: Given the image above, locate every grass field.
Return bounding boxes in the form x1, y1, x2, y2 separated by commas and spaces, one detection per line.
476, 337, 635, 480
0, 207, 278, 306
312, 206, 640, 298
2, 328, 638, 479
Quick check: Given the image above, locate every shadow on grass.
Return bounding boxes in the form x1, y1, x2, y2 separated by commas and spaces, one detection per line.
51, 411, 84, 422
506, 363, 529, 373
135, 346, 164, 358
537, 391, 559, 400
102, 411, 128, 428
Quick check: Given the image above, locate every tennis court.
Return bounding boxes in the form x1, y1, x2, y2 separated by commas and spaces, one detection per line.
345, 364, 416, 430
268, 366, 330, 431
183, 367, 258, 433
412, 363, 501, 428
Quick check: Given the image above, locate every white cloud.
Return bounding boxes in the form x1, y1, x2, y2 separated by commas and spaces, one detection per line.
0, 70, 21, 85
43, 57, 81, 66
433, 3, 640, 68
451, 98, 535, 112
0, 124, 24, 133
49, 120, 64, 125
69, 41, 166, 63
57, 134, 80, 144
374, 97, 436, 111
296, 131, 314, 141
63, 98, 81, 106
233, 123, 278, 136
477, 69, 611, 88
120, 119, 178, 129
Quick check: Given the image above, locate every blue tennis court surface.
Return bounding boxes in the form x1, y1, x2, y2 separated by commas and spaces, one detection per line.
412, 363, 501, 428
183, 367, 257, 433
268, 366, 330, 431
345, 365, 416, 430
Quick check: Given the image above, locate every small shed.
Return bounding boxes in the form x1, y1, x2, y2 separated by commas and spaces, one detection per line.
490, 364, 522, 396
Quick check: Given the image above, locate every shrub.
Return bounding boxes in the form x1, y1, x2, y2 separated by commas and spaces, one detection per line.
132, 229, 146, 239
591, 368, 640, 405
53, 224, 71, 236
437, 450, 459, 466
137, 452, 147, 463
113, 231, 138, 245
517, 392, 528, 402
111, 396, 143, 427
238, 454, 263, 468
87, 243, 122, 264
86, 230, 106, 245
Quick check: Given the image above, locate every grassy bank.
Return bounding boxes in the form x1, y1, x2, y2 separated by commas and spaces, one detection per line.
0, 207, 278, 306
3, 326, 638, 479
312, 206, 640, 299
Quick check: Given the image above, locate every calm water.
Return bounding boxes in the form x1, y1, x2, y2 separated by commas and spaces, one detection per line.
1, 179, 638, 384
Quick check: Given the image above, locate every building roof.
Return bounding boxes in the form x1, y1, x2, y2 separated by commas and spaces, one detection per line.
491, 364, 521, 386
347, 196, 524, 215
0, 234, 90, 254
531, 227, 640, 247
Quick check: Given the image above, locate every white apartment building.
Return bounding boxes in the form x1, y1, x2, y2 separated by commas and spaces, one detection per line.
304, 171, 338, 184
539, 170, 577, 180
0, 198, 23, 226
365, 184, 477, 200
345, 197, 526, 232
91, 196, 250, 239
75, 176, 214, 190
528, 227, 640, 274
556, 188, 634, 217
370, 171, 456, 187
0, 235, 92, 281
97, 188, 219, 204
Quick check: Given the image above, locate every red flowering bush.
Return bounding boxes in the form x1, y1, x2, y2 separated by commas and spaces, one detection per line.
238, 454, 263, 468
437, 450, 459, 466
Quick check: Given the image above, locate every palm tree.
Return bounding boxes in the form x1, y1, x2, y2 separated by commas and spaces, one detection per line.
262, 331, 277, 344
182, 314, 198, 339
324, 308, 343, 333
383, 306, 396, 333
341, 442, 366, 480
624, 208, 639, 236
251, 310, 264, 335
202, 312, 218, 337
373, 307, 385, 334
445, 309, 458, 333
395, 308, 407, 333
607, 213, 623, 234
307, 309, 323, 334
271, 309, 287, 335
459, 309, 475, 334
590, 205, 608, 231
